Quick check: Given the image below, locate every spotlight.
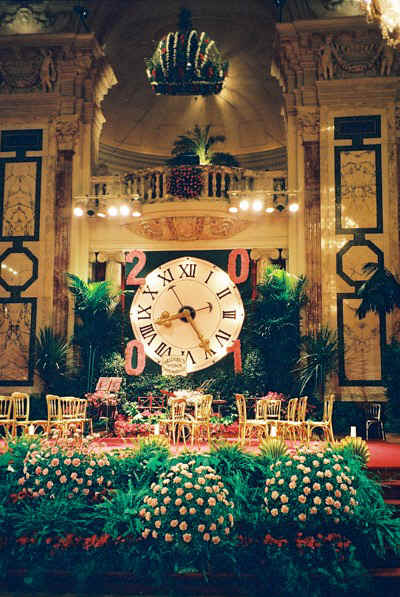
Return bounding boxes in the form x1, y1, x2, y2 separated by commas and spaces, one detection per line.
107, 206, 118, 217
132, 210, 142, 217
252, 199, 263, 212
120, 204, 131, 216
73, 205, 84, 217
228, 206, 238, 213
289, 203, 299, 212
265, 206, 275, 214
239, 199, 249, 211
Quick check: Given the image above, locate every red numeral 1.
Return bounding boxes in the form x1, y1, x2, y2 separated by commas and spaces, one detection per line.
228, 248, 249, 284
125, 340, 146, 375
227, 339, 242, 374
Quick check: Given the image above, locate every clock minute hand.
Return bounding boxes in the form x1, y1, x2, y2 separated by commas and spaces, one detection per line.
184, 309, 213, 355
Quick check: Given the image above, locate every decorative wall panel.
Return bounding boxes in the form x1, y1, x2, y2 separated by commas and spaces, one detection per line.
334, 116, 385, 388
338, 295, 384, 385
0, 299, 36, 385
0, 129, 42, 386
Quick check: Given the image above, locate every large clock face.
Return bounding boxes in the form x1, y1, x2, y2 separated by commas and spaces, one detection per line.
129, 256, 245, 373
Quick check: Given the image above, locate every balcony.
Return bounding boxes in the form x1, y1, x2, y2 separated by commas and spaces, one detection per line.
74, 166, 292, 241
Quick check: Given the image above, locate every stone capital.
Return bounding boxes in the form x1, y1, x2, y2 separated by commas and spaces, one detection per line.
55, 115, 79, 151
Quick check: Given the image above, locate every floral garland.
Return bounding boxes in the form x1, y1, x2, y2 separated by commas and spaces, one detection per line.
167, 166, 203, 198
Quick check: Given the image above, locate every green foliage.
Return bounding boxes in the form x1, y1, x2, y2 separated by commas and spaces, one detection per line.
295, 326, 338, 401
2, 437, 400, 593
259, 437, 289, 461
67, 273, 124, 392
35, 326, 71, 394
356, 262, 400, 319
339, 436, 370, 467
210, 152, 239, 167
171, 124, 226, 165
245, 266, 307, 395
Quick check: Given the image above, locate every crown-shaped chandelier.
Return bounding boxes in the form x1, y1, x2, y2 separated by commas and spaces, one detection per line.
145, 9, 228, 96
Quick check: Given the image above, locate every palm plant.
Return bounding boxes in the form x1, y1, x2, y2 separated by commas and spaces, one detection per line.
295, 326, 338, 401
171, 124, 226, 165
35, 326, 70, 394
356, 262, 400, 319
245, 266, 308, 395
66, 274, 123, 393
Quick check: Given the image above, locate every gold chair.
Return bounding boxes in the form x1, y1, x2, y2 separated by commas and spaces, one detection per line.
0, 396, 13, 436
235, 394, 266, 443
163, 398, 187, 444
76, 398, 93, 435
263, 399, 282, 437
59, 397, 82, 435
306, 394, 335, 443
277, 397, 298, 440
181, 394, 213, 446
46, 394, 64, 435
11, 392, 30, 437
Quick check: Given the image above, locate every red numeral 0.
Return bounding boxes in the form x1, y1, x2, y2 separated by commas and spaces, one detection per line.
125, 340, 146, 375
228, 249, 249, 284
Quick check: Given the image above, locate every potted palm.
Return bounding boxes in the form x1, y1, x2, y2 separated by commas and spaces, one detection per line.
295, 326, 338, 402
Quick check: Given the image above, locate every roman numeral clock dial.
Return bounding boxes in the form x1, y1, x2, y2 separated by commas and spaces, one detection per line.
129, 256, 245, 373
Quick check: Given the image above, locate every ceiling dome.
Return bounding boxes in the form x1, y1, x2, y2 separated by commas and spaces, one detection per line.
87, 0, 286, 166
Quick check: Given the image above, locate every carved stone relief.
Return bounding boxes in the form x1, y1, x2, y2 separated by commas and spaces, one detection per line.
0, 46, 58, 93
55, 116, 79, 151
298, 110, 320, 140
0, 301, 32, 382
129, 216, 251, 241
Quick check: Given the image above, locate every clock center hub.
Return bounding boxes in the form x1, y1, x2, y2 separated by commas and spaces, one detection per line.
178, 305, 196, 322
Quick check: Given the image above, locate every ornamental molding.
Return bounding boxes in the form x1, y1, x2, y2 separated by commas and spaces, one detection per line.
55, 115, 79, 151
0, 46, 58, 94
128, 215, 251, 241
0, 3, 87, 35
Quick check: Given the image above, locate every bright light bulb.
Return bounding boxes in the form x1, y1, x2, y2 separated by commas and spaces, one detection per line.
239, 200, 249, 211
119, 204, 131, 216
289, 203, 299, 212
132, 210, 142, 217
73, 206, 84, 217
252, 199, 263, 212
265, 207, 275, 213
97, 212, 106, 218
228, 206, 238, 213
107, 206, 118, 217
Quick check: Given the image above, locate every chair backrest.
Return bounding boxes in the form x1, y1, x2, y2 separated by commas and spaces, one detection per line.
59, 397, 80, 419
323, 394, 335, 422
286, 398, 298, 421
46, 395, 60, 421
195, 394, 213, 420
265, 399, 281, 420
11, 392, 29, 421
297, 396, 308, 422
95, 377, 112, 392
255, 399, 269, 420
0, 396, 12, 420
108, 377, 122, 393
76, 398, 88, 418
235, 394, 247, 424
366, 402, 381, 421
169, 398, 186, 421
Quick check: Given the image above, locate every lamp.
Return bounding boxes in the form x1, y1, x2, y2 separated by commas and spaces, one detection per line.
359, 0, 400, 46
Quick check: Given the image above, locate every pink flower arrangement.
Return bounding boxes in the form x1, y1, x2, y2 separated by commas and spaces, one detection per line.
138, 461, 234, 550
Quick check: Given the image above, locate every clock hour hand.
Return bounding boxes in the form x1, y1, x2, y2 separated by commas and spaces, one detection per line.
155, 310, 186, 327
184, 310, 213, 355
